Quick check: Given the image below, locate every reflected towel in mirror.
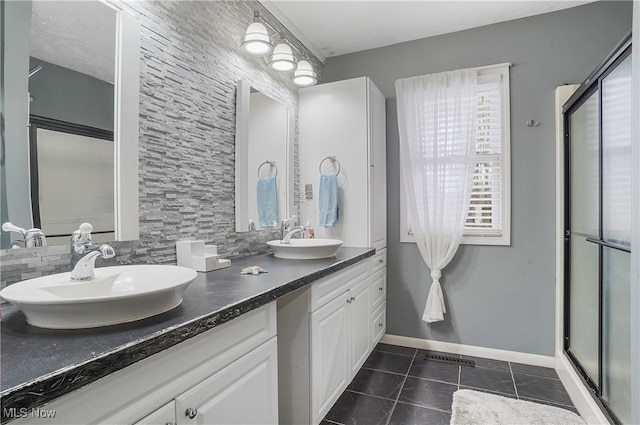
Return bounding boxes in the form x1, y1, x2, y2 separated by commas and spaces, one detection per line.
257, 176, 278, 227
319, 174, 339, 226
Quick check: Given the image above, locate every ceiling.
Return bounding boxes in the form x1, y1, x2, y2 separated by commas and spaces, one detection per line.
260, 0, 597, 62
30, 1, 116, 84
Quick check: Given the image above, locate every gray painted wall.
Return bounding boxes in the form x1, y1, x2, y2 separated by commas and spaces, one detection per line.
325, 1, 632, 356
0, 1, 323, 288
29, 57, 114, 131
1, 1, 32, 247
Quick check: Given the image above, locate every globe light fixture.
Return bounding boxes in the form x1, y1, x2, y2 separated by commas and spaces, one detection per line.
269, 42, 296, 72
241, 16, 273, 56
292, 60, 317, 87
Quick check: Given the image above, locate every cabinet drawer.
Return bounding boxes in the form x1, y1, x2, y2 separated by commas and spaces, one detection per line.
370, 249, 386, 273
371, 302, 386, 346
310, 261, 369, 311
370, 268, 386, 310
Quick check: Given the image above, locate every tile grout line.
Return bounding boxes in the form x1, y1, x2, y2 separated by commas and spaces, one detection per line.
519, 395, 576, 409
383, 348, 418, 425
398, 372, 462, 387
344, 389, 397, 403
361, 366, 412, 378
390, 399, 454, 415
508, 362, 520, 399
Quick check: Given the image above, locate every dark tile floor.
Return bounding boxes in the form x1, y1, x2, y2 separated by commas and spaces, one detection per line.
321, 343, 577, 425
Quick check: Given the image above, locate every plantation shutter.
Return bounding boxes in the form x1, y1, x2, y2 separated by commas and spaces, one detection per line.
466, 78, 503, 236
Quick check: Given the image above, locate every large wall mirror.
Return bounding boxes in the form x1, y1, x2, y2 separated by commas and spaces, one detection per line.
0, 0, 140, 249
235, 80, 293, 232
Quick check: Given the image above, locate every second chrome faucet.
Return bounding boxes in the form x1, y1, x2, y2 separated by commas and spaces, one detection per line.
70, 223, 115, 281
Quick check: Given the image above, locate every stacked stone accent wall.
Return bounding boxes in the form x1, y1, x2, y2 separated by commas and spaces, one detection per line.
1, 0, 322, 288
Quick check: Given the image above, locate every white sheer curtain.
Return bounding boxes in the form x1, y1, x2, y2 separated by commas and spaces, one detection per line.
396, 69, 478, 323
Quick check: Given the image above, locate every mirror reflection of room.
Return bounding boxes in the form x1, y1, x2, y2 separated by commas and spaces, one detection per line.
248, 89, 288, 230
235, 80, 291, 233
1, 1, 117, 248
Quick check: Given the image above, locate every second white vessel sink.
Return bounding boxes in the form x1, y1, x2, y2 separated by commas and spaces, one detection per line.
267, 239, 343, 260
0, 265, 198, 329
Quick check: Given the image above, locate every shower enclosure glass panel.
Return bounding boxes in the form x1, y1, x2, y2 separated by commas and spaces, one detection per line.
603, 248, 631, 424
601, 54, 632, 425
564, 36, 632, 424
568, 94, 600, 383
602, 56, 632, 246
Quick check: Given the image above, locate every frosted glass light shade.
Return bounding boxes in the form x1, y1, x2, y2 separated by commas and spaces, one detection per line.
293, 60, 317, 87
241, 22, 273, 55
269, 43, 296, 72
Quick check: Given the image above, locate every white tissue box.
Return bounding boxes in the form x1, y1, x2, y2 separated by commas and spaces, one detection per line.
176, 240, 231, 272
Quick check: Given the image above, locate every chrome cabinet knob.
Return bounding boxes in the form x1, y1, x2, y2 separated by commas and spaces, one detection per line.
378, 287, 383, 292
185, 408, 198, 419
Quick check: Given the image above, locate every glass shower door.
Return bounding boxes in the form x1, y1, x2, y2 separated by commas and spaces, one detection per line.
601, 54, 632, 425
565, 40, 632, 424
568, 93, 600, 386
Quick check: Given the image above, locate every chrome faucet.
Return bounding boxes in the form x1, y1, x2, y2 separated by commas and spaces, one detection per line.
70, 223, 115, 281
2, 222, 47, 248
280, 215, 297, 240
281, 226, 306, 244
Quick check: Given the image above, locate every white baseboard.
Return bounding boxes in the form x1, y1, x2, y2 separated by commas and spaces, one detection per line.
380, 334, 556, 368
555, 351, 610, 425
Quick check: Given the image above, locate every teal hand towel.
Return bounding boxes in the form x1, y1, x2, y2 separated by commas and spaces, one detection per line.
257, 176, 278, 227
319, 174, 339, 226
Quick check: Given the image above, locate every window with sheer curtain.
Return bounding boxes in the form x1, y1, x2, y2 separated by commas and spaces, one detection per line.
400, 63, 511, 246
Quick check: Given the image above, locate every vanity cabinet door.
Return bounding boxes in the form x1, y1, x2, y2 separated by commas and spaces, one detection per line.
134, 401, 176, 425
349, 275, 371, 377
175, 338, 278, 425
371, 302, 386, 346
368, 80, 387, 252
311, 292, 350, 425
370, 268, 386, 311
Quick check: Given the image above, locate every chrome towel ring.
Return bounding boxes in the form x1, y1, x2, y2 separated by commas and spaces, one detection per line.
258, 160, 277, 178
319, 155, 341, 176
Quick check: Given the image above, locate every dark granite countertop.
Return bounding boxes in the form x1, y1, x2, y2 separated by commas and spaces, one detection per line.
0, 247, 374, 419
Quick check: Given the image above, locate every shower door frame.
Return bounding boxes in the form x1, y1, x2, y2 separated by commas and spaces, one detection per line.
563, 32, 632, 425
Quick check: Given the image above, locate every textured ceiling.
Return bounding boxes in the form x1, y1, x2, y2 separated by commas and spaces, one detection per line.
30, 1, 116, 84
28, 1, 597, 79
260, 0, 597, 62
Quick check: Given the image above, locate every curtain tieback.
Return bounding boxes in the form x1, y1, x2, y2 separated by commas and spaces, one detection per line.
431, 270, 442, 282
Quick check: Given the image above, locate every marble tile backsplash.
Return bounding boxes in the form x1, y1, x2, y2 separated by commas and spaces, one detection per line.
0, 0, 322, 288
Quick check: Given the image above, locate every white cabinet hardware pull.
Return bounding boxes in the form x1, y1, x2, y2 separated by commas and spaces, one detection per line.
185, 408, 198, 419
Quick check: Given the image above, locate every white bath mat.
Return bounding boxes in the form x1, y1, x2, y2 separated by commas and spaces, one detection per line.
450, 389, 585, 425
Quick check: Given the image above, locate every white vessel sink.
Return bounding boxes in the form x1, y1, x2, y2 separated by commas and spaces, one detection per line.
267, 239, 343, 260
0, 265, 198, 329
